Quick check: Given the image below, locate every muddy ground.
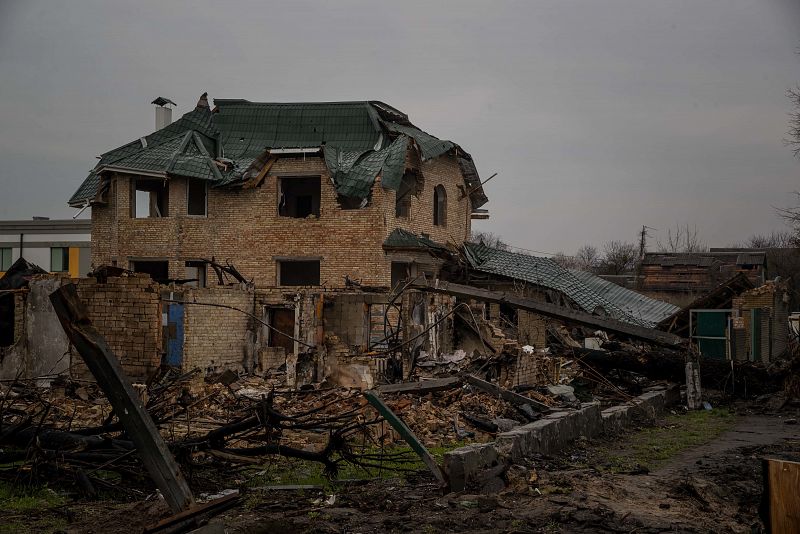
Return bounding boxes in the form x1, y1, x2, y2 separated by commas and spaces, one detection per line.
6, 401, 799, 534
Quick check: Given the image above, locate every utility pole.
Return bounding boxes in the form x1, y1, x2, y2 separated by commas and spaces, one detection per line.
636, 225, 656, 289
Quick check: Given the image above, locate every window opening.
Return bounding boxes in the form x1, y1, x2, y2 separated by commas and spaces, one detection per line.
132, 178, 168, 218
0, 248, 12, 271
395, 173, 416, 218
130, 260, 169, 283
50, 247, 69, 272
278, 260, 320, 286
433, 184, 447, 226
187, 179, 207, 216
391, 262, 411, 290
279, 176, 321, 218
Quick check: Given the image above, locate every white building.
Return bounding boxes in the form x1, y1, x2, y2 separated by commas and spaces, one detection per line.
0, 218, 91, 277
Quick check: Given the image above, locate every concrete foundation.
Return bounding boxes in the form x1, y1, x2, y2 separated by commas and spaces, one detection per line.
444, 384, 680, 492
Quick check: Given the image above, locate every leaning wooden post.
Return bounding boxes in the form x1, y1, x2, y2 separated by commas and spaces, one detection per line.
50, 284, 195, 513
362, 390, 447, 487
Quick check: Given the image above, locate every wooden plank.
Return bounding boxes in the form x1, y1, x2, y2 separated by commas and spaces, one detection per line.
376, 376, 462, 395
49, 284, 195, 513
414, 280, 684, 347
143, 492, 240, 533
464, 374, 551, 413
763, 458, 800, 533
362, 390, 446, 486
243, 156, 276, 189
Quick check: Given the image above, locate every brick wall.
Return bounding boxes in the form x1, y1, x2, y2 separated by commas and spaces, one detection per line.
517, 310, 547, 349
731, 281, 789, 362
90, 153, 473, 288
181, 286, 254, 374
73, 274, 162, 382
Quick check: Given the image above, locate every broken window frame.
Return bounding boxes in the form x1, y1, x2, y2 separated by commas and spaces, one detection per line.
391, 261, 411, 290
395, 173, 416, 218
278, 176, 321, 219
131, 177, 169, 219
50, 247, 70, 273
433, 184, 447, 227
186, 179, 208, 217
277, 258, 321, 286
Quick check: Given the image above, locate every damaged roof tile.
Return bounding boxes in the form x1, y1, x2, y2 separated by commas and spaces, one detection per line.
69, 98, 488, 209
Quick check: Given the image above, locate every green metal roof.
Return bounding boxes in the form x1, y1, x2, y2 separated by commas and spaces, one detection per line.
69, 97, 488, 209
383, 228, 447, 251
463, 243, 673, 328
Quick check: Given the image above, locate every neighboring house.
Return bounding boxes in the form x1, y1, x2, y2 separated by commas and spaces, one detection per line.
0, 219, 91, 278
68, 94, 488, 288
640, 251, 767, 307
657, 274, 788, 362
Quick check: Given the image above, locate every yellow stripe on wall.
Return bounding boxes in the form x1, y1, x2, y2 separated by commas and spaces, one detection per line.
69, 248, 80, 278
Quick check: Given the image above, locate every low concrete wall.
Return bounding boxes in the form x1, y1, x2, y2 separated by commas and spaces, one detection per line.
444, 384, 680, 492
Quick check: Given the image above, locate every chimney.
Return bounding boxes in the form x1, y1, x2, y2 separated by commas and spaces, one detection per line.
151, 97, 176, 130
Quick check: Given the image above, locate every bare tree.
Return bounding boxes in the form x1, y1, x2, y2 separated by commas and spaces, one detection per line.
776, 193, 800, 247
744, 230, 795, 249
598, 240, 639, 275
551, 251, 578, 270
574, 244, 600, 272
656, 223, 707, 253
787, 85, 800, 158
470, 231, 509, 250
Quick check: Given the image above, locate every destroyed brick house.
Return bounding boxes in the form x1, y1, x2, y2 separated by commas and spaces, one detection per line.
1, 93, 791, 390
3, 94, 492, 385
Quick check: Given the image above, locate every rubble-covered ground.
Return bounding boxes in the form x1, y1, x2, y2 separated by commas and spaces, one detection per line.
3, 395, 798, 534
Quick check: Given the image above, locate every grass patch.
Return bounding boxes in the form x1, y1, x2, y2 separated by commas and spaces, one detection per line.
0, 481, 68, 534
601, 409, 736, 473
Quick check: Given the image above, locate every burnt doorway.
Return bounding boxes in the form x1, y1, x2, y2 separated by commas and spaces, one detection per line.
268, 308, 295, 355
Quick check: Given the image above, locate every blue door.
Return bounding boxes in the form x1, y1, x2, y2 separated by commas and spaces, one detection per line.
165, 303, 184, 367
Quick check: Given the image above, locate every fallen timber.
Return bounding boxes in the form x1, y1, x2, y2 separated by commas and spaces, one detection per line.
49, 284, 195, 513
414, 280, 684, 347
573, 347, 785, 396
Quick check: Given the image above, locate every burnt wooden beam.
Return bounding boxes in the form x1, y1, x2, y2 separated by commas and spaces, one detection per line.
464, 374, 551, 413
376, 376, 462, 395
362, 390, 446, 486
49, 284, 195, 513
414, 280, 684, 347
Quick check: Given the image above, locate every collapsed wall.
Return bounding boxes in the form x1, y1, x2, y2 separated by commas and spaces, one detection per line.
0, 274, 161, 383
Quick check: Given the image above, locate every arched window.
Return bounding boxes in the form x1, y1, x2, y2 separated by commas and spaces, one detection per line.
433, 185, 447, 227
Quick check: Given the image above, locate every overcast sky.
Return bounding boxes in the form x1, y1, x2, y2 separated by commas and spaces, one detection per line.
1, 1, 798, 254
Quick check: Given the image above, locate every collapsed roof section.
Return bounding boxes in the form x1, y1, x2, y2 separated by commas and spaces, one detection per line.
69, 95, 488, 209
463, 243, 678, 328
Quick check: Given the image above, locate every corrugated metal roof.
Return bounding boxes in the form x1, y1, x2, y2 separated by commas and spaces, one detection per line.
569, 269, 679, 326
70, 98, 489, 209
736, 252, 767, 265
464, 243, 677, 327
